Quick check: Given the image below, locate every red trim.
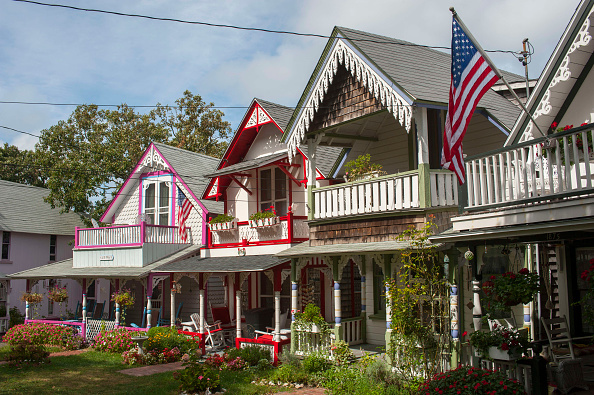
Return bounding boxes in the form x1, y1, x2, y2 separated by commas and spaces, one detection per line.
177, 330, 206, 355
235, 336, 289, 364
208, 238, 308, 249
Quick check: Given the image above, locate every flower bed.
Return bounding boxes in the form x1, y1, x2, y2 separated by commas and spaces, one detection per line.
3, 323, 84, 350
93, 328, 134, 353
144, 327, 200, 354
420, 365, 526, 394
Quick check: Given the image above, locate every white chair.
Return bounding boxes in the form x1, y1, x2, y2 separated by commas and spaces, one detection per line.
181, 313, 200, 332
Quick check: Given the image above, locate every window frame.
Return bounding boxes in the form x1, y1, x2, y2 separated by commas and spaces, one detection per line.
1, 231, 10, 261
373, 261, 386, 315
141, 174, 174, 226
258, 166, 288, 216
49, 235, 57, 262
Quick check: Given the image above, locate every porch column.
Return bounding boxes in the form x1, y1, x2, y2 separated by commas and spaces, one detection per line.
146, 275, 153, 329
307, 137, 318, 220
25, 279, 30, 321
524, 245, 532, 333
273, 268, 282, 342
469, 246, 482, 333
360, 256, 367, 341
414, 106, 432, 209
447, 248, 461, 368
115, 279, 120, 326
81, 278, 87, 322
290, 258, 299, 353
384, 254, 393, 362
332, 257, 342, 341
199, 274, 205, 334
170, 274, 175, 327
235, 289, 242, 341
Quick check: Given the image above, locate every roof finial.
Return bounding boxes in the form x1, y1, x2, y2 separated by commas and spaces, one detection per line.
449, 7, 456, 15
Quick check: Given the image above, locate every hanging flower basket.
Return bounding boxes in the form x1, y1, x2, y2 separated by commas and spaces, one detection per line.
482, 268, 539, 312
48, 286, 69, 303
111, 288, 135, 307
21, 292, 43, 304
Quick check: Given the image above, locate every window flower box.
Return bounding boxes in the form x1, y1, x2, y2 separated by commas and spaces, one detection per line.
474, 346, 521, 361
208, 219, 237, 232
249, 216, 280, 228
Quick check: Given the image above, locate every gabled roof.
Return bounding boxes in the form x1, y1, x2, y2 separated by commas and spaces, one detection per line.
506, 0, 593, 145
282, 26, 523, 156
0, 180, 84, 236
101, 143, 222, 222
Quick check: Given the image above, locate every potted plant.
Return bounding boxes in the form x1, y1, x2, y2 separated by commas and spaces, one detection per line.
544, 122, 594, 164
482, 268, 539, 312
208, 213, 237, 232
343, 154, 385, 182
293, 304, 329, 334
468, 322, 529, 360
20, 292, 43, 304
47, 285, 68, 304
249, 206, 279, 228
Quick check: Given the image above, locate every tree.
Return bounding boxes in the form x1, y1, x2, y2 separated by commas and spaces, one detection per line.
35, 91, 231, 224
0, 143, 46, 187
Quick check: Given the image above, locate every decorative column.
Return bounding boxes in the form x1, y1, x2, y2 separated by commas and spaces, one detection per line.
199, 274, 205, 334
290, 258, 299, 353
447, 248, 461, 368
307, 137, 319, 220
170, 289, 176, 328
360, 256, 367, 342
524, 245, 532, 332
383, 254, 393, 363
25, 279, 30, 321
81, 278, 87, 322
273, 268, 282, 342
146, 275, 153, 329
235, 289, 242, 341
332, 257, 342, 341
115, 279, 120, 326
414, 106, 431, 208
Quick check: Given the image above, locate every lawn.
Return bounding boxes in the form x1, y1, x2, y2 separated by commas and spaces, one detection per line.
0, 349, 293, 395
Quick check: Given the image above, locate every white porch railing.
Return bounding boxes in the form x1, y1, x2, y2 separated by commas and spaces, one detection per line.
312, 170, 457, 220
342, 317, 363, 345
76, 223, 189, 248
465, 124, 594, 210
293, 329, 334, 356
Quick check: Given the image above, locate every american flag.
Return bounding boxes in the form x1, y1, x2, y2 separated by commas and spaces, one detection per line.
177, 188, 192, 243
442, 17, 500, 184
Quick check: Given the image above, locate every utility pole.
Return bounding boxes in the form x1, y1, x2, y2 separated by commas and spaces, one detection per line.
520, 38, 531, 103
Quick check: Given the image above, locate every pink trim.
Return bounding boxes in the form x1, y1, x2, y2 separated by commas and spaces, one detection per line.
171, 176, 177, 227
74, 226, 79, 247
76, 243, 143, 249
140, 221, 146, 244
101, 143, 156, 222
138, 178, 143, 217
140, 170, 172, 178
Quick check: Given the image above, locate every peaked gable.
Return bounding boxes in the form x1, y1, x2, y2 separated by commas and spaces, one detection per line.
508, 0, 594, 144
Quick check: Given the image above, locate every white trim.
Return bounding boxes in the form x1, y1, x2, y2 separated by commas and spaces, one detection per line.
287, 37, 413, 160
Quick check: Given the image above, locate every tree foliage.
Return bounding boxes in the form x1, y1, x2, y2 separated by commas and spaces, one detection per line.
31, 90, 231, 223
0, 143, 46, 187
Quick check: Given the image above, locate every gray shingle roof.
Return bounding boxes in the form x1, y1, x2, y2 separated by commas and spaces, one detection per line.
336, 27, 522, 129
9, 244, 201, 279
205, 152, 288, 178
0, 180, 84, 235
255, 98, 294, 130
152, 143, 223, 214
276, 239, 444, 257
158, 254, 286, 273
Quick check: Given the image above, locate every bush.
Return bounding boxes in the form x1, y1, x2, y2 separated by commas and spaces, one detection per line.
122, 346, 184, 365
93, 328, 133, 353
270, 364, 308, 384
331, 340, 355, 366
303, 352, 331, 374
226, 345, 271, 366
144, 327, 199, 354
278, 351, 301, 368
174, 351, 221, 393
420, 365, 526, 395
366, 357, 403, 387
6, 340, 50, 367
9, 307, 25, 328
3, 323, 83, 350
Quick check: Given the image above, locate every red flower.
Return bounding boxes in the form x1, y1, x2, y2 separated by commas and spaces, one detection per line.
519, 268, 529, 275
582, 270, 590, 281
551, 122, 558, 129
462, 331, 467, 338
581, 122, 589, 126
490, 275, 496, 280
562, 124, 574, 131
501, 343, 510, 351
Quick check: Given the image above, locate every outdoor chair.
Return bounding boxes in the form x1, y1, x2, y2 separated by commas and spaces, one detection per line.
157, 302, 183, 327
541, 316, 576, 363
182, 313, 200, 332
210, 304, 237, 345
195, 314, 225, 351
92, 302, 105, 320
255, 309, 290, 340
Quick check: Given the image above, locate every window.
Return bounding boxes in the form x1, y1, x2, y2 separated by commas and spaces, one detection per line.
373, 262, 385, 314
49, 235, 57, 261
1, 232, 10, 260
143, 178, 171, 225
260, 167, 287, 216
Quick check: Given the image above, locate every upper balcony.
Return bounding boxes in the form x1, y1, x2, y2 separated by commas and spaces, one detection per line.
310, 169, 458, 221
73, 223, 191, 268
207, 213, 309, 249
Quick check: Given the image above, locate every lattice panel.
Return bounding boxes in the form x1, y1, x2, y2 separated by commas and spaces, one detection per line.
86, 319, 117, 342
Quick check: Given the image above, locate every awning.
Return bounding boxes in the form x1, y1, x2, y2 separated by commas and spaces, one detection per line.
157, 254, 287, 273
205, 152, 287, 178
275, 240, 444, 258
429, 217, 594, 244
9, 245, 202, 280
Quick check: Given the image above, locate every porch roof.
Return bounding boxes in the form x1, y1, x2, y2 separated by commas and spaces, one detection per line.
429, 217, 594, 245
8, 244, 202, 280
276, 239, 444, 258
205, 152, 288, 178
0, 271, 8, 280
157, 254, 286, 273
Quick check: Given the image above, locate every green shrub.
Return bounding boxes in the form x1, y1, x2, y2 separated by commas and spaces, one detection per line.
366, 357, 403, 387
278, 351, 301, 368
303, 351, 331, 374
256, 358, 272, 372
6, 340, 50, 367
173, 350, 221, 393
9, 307, 25, 328
145, 327, 199, 354
226, 345, 271, 366
330, 340, 355, 366
93, 328, 133, 353
3, 323, 83, 350
270, 364, 308, 384
420, 365, 526, 394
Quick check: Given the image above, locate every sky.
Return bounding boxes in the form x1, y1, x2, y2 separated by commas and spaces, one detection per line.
0, 0, 581, 151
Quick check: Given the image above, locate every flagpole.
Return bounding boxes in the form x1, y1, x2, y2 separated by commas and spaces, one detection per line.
449, 7, 546, 139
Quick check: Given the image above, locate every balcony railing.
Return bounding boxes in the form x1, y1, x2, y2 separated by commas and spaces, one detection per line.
464, 124, 594, 210
208, 214, 309, 248
75, 223, 190, 248
312, 169, 458, 220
